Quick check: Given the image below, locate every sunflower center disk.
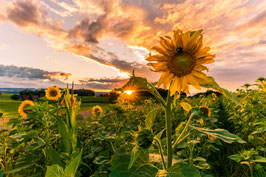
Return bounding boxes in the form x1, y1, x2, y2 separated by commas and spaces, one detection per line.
50, 90, 58, 97
169, 52, 195, 77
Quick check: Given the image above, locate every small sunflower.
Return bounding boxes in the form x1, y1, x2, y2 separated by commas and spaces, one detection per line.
45, 86, 61, 100
18, 100, 34, 117
211, 93, 217, 98
117, 97, 125, 104
199, 106, 211, 117
92, 105, 103, 116
146, 29, 215, 95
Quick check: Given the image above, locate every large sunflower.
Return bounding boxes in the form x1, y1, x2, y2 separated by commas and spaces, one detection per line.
18, 100, 34, 117
45, 86, 61, 100
146, 29, 215, 95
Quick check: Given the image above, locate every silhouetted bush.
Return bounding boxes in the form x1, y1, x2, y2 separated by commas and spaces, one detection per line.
10, 94, 20, 100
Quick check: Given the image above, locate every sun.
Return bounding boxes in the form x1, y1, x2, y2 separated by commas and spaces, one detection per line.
124, 90, 134, 95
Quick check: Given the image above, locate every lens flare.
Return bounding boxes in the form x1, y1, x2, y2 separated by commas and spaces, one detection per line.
125, 90, 134, 95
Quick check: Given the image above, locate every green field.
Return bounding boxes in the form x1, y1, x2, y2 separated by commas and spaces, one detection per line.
0, 93, 21, 117
0, 93, 109, 117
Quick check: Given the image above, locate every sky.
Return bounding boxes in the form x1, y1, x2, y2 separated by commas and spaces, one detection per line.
0, 0, 265, 92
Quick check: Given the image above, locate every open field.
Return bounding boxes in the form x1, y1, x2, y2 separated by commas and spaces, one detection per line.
0, 93, 21, 117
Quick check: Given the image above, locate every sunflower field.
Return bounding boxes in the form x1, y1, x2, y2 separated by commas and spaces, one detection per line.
0, 30, 266, 177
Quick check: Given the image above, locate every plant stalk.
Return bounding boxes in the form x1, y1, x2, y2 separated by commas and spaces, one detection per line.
165, 90, 172, 169
154, 137, 166, 170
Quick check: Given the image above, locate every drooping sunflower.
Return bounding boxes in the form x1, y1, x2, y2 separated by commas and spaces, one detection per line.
146, 29, 215, 95
18, 100, 34, 117
45, 86, 61, 100
92, 105, 103, 116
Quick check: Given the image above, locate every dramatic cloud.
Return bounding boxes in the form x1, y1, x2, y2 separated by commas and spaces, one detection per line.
0, 64, 71, 81
1, 0, 265, 90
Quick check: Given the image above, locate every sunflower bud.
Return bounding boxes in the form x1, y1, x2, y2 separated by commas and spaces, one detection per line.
199, 106, 211, 117
136, 129, 153, 149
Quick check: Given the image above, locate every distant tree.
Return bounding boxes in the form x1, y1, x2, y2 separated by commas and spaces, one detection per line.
73, 89, 95, 96
0, 92, 2, 96
108, 91, 119, 103
10, 94, 20, 100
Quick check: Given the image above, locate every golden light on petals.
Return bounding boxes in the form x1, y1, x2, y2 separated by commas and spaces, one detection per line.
146, 29, 215, 95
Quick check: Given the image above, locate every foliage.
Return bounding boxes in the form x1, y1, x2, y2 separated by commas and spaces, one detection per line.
0, 77, 265, 176
10, 94, 20, 100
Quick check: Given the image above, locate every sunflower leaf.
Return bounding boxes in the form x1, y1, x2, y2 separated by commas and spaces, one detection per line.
200, 76, 240, 105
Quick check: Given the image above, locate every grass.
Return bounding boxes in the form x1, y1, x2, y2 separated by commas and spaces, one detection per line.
79, 103, 109, 111
79, 96, 108, 103
0, 93, 21, 117
0, 93, 109, 116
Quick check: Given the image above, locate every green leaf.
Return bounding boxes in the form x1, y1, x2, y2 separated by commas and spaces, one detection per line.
195, 161, 210, 169
57, 118, 72, 153
64, 150, 83, 177
122, 76, 150, 91
228, 154, 242, 162
179, 102, 192, 113
131, 165, 158, 177
129, 146, 142, 169
200, 76, 240, 105
252, 156, 266, 163
167, 162, 201, 177
46, 147, 64, 167
110, 146, 149, 177
45, 164, 64, 177
190, 126, 246, 144
145, 108, 158, 130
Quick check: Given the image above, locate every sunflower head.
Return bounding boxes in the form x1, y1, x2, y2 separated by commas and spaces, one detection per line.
146, 29, 215, 96
18, 100, 34, 117
135, 129, 153, 149
199, 106, 211, 117
92, 105, 103, 116
117, 97, 125, 104
45, 86, 61, 100
211, 93, 217, 98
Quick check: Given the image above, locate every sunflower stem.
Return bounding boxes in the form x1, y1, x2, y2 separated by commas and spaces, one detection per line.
165, 90, 172, 169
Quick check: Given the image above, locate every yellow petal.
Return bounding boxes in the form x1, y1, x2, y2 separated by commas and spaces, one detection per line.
163, 72, 174, 89
188, 74, 201, 90
191, 35, 203, 54
157, 72, 167, 87
170, 77, 178, 96
194, 65, 209, 72
182, 31, 191, 50
147, 62, 168, 72
151, 46, 170, 56
197, 58, 215, 65
146, 54, 168, 62
182, 76, 189, 93
188, 29, 203, 51
160, 37, 175, 52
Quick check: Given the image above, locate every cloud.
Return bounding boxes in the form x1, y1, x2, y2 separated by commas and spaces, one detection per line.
0, 64, 71, 81
79, 77, 128, 89
1, 0, 266, 90
7, 0, 45, 27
